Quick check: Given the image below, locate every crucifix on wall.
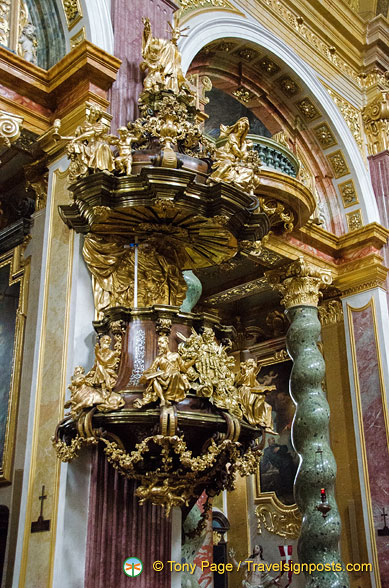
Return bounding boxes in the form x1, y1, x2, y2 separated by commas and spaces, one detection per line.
378, 507, 389, 536
31, 485, 50, 533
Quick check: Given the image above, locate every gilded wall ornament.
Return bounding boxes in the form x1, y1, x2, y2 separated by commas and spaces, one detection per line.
209, 117, 262, 193
62, 0, 82, 29
256, 503, 302, 539
318, 299, 343, 326
296, 98, 321, 121
266, 256, 332, 308
0, 109, 23, 148
258, 198, 294, 232
259, 57, 280, 75
70, 27, 85, 48
327, 150, 350, 178
232, 87, 254, 104
362, 91, 389, 155
346, 209, 363, 232
338, 179, 358, 208
277, 76, 300, 97
313, 123, 337, 149
237, 47, 258, 61
325, 86, 363, 151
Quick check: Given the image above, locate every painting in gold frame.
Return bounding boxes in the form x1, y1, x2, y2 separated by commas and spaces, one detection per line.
251, 345, 301, 539
0, 245, 29, 484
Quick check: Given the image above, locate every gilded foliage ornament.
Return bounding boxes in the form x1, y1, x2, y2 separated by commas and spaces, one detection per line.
266, 257, 332, 308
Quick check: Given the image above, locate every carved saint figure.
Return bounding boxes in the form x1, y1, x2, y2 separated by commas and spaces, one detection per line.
65, 365, 124, 418
53, 106, 114, 181
209, 117, 262, 193
141, 17, 193, 96
236, 359, 276, 432
87, 334, 121, 393
135, 335, 196, 408
18, 23, 37, 64
229, 545, 281, 588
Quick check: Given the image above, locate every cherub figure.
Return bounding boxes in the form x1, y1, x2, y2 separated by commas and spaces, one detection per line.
109, 124, 142, 175
86, 334, 121, 393
134, 335, 196, 408
236, 359, 276, 432
209, 117, 262, 193
18, 23, 37, 64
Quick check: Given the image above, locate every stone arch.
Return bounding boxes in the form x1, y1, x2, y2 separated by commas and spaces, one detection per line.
179, 13, 380, 229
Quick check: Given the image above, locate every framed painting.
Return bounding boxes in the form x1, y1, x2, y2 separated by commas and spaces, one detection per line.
251, 346, 302, 539
0, 245, 29, 484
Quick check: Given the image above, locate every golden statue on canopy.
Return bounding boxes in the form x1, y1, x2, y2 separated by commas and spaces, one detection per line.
141, 16, 194, 97
209, 117, 262, 193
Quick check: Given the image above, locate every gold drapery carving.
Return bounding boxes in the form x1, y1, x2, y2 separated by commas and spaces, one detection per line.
83, 234, 187, 317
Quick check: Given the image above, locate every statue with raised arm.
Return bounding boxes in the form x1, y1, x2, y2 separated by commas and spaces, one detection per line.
141, 16, 193, 96
236, 359, 276, 432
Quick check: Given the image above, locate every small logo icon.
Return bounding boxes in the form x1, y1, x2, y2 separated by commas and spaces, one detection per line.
123, 557, 143, 577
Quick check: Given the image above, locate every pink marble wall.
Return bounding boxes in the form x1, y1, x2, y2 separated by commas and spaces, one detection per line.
368, 151, 389, 297
351, 304, 389, 587
109, 0, 178, 130
85, 447, 171, 588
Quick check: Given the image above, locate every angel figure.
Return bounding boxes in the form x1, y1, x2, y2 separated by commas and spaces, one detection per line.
141, 16, 193, 96
86, 334, 121, 393
134, 335, 196, 408
235, 359, 276, 432
18, 23, 37, 64
209, 117, 262, 193
65, 365, 124, 418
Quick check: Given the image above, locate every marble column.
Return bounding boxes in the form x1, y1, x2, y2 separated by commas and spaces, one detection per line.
267, 258, 349, 588
109, 0, 179, 129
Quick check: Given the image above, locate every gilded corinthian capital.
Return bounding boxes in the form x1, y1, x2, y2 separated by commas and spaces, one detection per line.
362, 90, 389, 155
266, 256, 332, 308
0, 110, 23, 148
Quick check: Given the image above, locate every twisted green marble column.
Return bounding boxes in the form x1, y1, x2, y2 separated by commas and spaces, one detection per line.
267, 258, 349, 588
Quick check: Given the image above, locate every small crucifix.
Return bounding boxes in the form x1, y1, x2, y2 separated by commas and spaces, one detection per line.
31, 485, 51, 533
378, 507, 389, 536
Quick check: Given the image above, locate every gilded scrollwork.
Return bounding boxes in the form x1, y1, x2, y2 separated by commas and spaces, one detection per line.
208, 117, 262, 193
256, 502, 302, 539
0, 109, 23, 148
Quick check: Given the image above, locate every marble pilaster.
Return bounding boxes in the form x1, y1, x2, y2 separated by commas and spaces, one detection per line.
343, 287, 389, 588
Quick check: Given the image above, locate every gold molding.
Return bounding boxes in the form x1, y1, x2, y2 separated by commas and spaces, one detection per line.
178, 0, 244, 22
0, 245, 30, 484
70, 26, 86, 49
346, 299, 384, 587
324, 84, 364, 153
